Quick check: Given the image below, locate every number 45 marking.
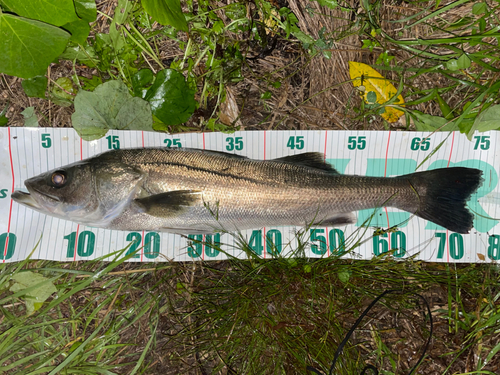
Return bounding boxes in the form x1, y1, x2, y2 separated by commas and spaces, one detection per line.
474, 135, 490, 150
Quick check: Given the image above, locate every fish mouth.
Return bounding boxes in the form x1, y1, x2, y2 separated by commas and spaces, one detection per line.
12, 182, 62, 210
11, 190, 42, 209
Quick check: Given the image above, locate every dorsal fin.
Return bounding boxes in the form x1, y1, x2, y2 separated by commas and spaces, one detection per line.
272, 153, 339, 173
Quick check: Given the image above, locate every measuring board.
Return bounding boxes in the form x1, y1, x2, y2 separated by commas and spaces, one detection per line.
1, 128, 499, 263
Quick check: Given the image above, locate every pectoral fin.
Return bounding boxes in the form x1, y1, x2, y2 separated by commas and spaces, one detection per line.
134, 190, 202, 218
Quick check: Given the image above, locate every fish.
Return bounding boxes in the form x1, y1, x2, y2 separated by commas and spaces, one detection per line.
11, 148, 483, 234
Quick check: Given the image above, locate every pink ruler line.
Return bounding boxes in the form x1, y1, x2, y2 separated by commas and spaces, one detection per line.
263, 131, 266, 259
141, 230, 145, 262
202, 134, 205, 259
446, 132, 456, 262
384, 132, 391, 250
141, 133, 145, 261
4, 127, 15, 262
324, 130, 329, 256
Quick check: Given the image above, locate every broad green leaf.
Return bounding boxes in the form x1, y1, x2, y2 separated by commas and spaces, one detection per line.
0, 14, 70, 78
142, 0, 188, 32
75, 0, 97, 22
144, 69, 196, 125
10, 271, 57, 315
337, 269, 351, 283
62, 18, 91, 45
472, 2, 487, 15
446, 54, 471, 71
79, 75, 102, 91
467, 104, 500, 138
0, 0, 79, 27
132, 68, 154, 98
349, 61, 405, 123
59, 43, 98, 67
21, 107, 39, 127
72, 80, 153, 141
412, 111, 458, 132
49, 77, 76, 107
457, 54, 471, 69
109, 0, 134, 51
316, 0, 339, 9
21, 75, 48, 98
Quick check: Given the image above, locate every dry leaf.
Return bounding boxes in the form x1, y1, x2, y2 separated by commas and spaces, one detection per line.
219, 87, 242, 126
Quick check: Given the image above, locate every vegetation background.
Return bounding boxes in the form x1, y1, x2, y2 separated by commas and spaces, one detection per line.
1, 0, 500, 374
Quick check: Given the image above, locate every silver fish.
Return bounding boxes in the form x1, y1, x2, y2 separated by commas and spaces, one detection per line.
11, 148, 483, 234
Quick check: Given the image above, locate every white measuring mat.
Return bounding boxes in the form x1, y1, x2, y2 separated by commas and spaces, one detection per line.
1, 128, 499, 263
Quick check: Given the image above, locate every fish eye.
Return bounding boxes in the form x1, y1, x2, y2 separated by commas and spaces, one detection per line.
51, 171, 67, 188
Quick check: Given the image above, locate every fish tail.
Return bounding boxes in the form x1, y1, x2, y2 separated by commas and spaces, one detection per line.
403, 167, 483, 234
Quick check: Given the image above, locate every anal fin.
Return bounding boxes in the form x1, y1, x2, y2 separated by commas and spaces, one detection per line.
315, 212, 356, 226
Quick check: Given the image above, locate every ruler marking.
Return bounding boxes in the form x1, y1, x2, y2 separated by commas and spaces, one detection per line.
4, 127, 15, 262
384, 132, 391, 249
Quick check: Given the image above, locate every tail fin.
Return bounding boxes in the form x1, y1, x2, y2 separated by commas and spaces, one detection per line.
405, 167, 483, 234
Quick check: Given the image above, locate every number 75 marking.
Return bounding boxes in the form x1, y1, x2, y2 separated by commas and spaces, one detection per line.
474, 135, 490, 150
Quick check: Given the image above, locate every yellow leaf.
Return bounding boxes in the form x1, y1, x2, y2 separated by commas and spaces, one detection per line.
477, 253, 485, 261
349, 61, 405, 123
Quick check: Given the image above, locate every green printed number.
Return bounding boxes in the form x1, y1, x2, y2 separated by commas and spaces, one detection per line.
487, 235, 500, 260
373, 231, 406, 258
226, 137, 243, 151
41, 133, 52, 148
310, 229, 346, 256
329, 229, 345, 256
64, 231, 95, 258
248, 230, 264, 255
106, 135, 120, 150
248, 230, 282, 256
0, 233, 16, 260
286, 136, 304, 150
410, 137, 430, 151
164, 139, 182, 148
126, 232, 160, 259
144, 232, 160, 259
310, 229, 327, 255
266, 230, 282, 256
473, 135, 490, 150
187, 234, 203, 258
347, 136, 366, 150
187, 234, 221, 258
205, 234, 221, 257
435, 232, 464, 260
0, 189, 8, 199
126, 232, 141, 258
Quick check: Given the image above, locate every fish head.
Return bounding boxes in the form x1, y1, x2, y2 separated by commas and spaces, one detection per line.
12, 158, 144, 226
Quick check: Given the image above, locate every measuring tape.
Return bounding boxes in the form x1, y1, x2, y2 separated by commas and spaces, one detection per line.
1, 128, 498, 263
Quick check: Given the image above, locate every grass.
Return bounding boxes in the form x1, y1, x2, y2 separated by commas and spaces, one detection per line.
2, 0, 500, 374
1, 238, 499, 374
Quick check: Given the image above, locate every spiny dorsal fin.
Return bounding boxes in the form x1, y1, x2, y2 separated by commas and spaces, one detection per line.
272, 153, 339, 173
